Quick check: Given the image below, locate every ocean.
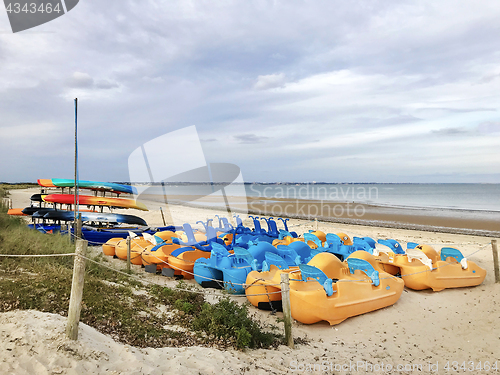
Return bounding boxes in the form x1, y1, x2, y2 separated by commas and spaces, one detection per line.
139, 183, 500, 213
245, 183, 500, 212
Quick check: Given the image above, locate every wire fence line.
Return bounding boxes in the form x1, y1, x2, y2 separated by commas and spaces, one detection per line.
0, 240, 492, 292
6, 213, 495, 289
0, 253, 76, 257
80, 254, 283, 298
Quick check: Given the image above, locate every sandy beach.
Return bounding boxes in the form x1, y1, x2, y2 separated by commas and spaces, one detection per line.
2, 188, 499, 374
140, 193, 500, 237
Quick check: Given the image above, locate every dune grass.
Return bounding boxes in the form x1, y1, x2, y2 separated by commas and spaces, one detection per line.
0, 193, 282, 349
0, 183, 38, 191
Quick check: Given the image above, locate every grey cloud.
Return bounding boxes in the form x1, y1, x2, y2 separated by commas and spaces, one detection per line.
95, 80, 120, 89
477, 73, 500, 84
432, 127, 470, 136
67, 72, 118, 90
234, 134, 269, 144
431, 123, 500, 136
415, 107, 496, 114
477, 121, 500, 134
354, 114, 422, 128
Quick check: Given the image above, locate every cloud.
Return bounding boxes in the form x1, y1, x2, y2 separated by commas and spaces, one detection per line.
432, 122, 500, 136
2, 0, 500, 182
95, 80, 119, 89
477, 73, 500, 84
254, 73, 286, 90
69, 72, 93, 88
67, 72, 119, 90
233, 134, 269, 144
432, 127, 470, 136
477, 121, 500, 134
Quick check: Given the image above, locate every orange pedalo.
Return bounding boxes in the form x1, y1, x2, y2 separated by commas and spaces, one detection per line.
114, 237, 151, 265
272, 236, 304, 247
289, 251, 404, 325
141, 241, 181, 270
246, 256, 298, 310
165, 248, 212, 279
246, 251, 404, 325
374, 245, 486, 291
102, 237, 124, 256
155, 230, 179, 241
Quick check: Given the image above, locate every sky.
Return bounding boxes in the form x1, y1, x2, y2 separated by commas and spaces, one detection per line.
1, 0, 500, 183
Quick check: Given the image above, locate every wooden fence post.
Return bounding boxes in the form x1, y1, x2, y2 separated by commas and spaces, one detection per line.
76, 213, 82, 240
69, 222, 74, 244
492, 239, 499, 283
66, 239, 88, 340
159, 207, 166, 226
280, 272, 294, 349
126, 236, 131, 273
1, 198, 12, 209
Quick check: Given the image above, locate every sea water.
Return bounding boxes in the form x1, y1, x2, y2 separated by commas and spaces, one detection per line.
139, 183, 500, 213
244, 183, 500, 212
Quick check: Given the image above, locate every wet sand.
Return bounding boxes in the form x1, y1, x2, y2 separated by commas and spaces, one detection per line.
140, 194, 500, 237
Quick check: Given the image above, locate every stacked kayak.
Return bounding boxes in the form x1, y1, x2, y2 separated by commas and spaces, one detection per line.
42, 210, 147, 226
38, 178, 137, 195
7, 208, 27, 216
41, 194, 148, 211
9, 178, 153, 244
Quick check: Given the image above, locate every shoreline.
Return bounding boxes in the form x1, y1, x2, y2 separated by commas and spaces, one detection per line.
140, 194, 500, 237
9, 187, 500, 236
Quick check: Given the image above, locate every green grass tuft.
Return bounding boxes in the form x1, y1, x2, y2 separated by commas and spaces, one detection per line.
0, 189, 283, 350
192, 297, 281, 349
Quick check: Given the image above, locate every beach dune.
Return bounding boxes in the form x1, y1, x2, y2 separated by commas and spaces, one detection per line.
2, 188, 499, 374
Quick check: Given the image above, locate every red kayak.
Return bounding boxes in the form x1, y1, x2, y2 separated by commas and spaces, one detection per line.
42, 194, 148, 211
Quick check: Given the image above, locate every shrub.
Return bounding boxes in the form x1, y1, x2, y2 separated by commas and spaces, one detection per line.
192, 297, 279, 349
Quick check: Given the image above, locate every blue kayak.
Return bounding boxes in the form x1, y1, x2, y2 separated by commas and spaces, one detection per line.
43, 210, 147, 226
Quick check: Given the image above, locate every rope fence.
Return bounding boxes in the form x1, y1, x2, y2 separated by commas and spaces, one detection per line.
10, 216, 499, 298
0, 253, 76, 257
10, 207, 499, 346
1, 234, 497, 347
0, 239, 494, 288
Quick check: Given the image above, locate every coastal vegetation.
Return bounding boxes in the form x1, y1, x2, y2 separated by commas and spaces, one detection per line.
0, 183, 38, 190
0, 189, 282, 349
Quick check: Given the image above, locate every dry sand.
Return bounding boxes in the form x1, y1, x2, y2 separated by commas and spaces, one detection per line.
2, 188, 500, 374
